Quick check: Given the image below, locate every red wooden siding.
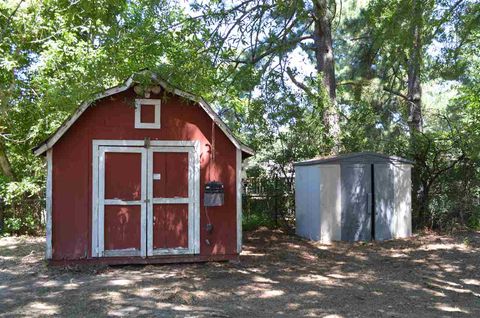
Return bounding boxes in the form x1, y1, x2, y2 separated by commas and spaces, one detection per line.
140, 103, 156, 124
51, 89, 237, 260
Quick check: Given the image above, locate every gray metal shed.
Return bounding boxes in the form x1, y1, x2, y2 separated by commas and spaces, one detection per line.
294, 152, 413, 243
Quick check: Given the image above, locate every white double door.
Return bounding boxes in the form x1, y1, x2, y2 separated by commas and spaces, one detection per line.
92, 141, 200, 258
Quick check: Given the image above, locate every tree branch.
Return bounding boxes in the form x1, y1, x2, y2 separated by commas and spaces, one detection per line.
429, 0, 465, 41
0, 0, 24, 40
383, 86, 408, 101
286, 67, 315, 98
230, 35, 313, 65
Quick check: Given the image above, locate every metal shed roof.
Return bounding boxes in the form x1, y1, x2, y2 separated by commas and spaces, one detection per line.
294, 152, 414, 166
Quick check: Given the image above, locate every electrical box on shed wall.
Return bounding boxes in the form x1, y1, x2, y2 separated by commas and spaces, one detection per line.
204, 181, 224, 206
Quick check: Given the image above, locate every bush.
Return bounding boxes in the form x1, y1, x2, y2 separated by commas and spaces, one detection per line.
0, 178, 44, 235
243, 210, 277, 231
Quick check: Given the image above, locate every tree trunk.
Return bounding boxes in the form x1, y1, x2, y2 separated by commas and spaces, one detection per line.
0, 138, 15, 234
0, 198, 3, 233
407, 10, 423, 133
0, 139, 14, 180
312, 0, 340, 154
416, 181, 430, 228
408, 0, 425, 226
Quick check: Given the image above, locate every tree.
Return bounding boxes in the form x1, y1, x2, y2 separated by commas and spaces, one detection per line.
1, 0, 479, 233
342, 0, 479, 227
192, 0, 341, 153
0, 0, 219, 233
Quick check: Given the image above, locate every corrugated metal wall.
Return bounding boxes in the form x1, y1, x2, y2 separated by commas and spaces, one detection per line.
295, 165, 321, 241
318, 165, 341, 243
394, 164, 412, 238
374, 164, 395, 240
295, 153, 412, 243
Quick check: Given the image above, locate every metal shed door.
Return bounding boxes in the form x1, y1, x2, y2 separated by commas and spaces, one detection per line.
147, 147, 196, 256
98, 146, 147, 257
373, 164, 395, 240
341, 164, 372, 241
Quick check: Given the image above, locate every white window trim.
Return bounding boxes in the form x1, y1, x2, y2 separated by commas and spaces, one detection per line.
91, 139, 200, 258
134, 98, 161, 129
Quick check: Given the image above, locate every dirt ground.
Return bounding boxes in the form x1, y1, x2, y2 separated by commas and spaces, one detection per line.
1, 229, 480, 317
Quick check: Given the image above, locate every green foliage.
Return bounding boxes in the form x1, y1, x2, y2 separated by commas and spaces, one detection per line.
1, 178, 43, 205
0, 178, 44, 235
0, 0, 229, 234
242, 210, 277, 232
335, 0, 480, 230
0, 0, 479, 235
4, 215, 37, 235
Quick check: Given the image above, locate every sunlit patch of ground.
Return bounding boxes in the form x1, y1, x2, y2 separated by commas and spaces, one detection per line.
1, 229, 480, 317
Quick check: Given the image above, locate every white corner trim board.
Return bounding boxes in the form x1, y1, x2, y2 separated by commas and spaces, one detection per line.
134, 98, 161, 129
33, 71, 253, 156
45, 149, 53, 260
236, 148, 243, 253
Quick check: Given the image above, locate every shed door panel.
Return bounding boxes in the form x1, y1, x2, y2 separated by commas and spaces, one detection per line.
105, 153, 142, 201
99, 147, 146, 257
153, 152, 189, 198
104, 205, 141, 250
153, 204, 189, 249
148, 148, 194, 256
341, 164, 372, 241
374, 164, 395, 240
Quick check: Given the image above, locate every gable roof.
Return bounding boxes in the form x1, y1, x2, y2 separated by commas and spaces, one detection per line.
33, 71, 254, 156
294, 152, 413, 166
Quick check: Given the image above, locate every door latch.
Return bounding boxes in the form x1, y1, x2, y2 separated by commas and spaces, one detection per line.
144, 137, 151, 148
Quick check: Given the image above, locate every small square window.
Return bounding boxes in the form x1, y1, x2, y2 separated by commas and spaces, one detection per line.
134, 99, 161, 129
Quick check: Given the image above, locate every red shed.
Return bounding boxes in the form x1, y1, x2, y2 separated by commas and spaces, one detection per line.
34, 71, 253, 265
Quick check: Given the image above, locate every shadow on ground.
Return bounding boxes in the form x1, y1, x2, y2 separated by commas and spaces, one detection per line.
1, 229, 480, 317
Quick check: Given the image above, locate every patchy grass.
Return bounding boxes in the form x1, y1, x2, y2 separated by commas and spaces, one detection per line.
242, 212, 278, 231
1, 229, 480, 317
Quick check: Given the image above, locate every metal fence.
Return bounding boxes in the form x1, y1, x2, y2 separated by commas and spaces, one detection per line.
242, 176, 295, 227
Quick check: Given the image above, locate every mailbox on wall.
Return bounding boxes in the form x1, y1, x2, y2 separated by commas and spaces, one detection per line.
204, 181, 224, 206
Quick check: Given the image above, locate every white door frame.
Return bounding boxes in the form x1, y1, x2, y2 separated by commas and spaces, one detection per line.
147, 146, 196, 256
92, 140, 200, 258
97, 146, 147, 257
